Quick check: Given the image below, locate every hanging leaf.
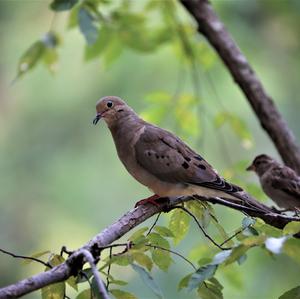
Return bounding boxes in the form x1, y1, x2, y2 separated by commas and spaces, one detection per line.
75, 289, 93, 299
17, 41, 45, 77
128, 227, 149, 242
169, 209, 190, 245
197, 282, 223, 299
50, 0, 78, 11
151, 247, 173, 272
85, 26, 111, 60
224, 245, 249, 266
131, 263, 163, 299
131, 252, 153, 271
110, 289, 138, 299
187, 264, 218, 291
147, 232, 170, 249
278, 286, 300, 299
41, 282, 65, 299
66, 275, 78, 291
178, 273, 193, 291
283, 238, 300, 265
78, 6, 99, 45
153, 226, 174, 238
283, 221, 300, 235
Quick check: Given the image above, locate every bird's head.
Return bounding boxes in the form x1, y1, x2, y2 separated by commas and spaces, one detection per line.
93, 96, 133, 127
246, 154, 275, 176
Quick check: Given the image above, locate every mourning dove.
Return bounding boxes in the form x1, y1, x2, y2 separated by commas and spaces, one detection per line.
93, 96, 269, 211
247, 154, 300, 209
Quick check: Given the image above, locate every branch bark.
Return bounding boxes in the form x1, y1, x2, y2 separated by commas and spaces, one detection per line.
180, 0, 300, 173
0, 195, 299, 299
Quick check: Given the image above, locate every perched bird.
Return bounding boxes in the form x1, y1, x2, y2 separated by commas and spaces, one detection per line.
246, 154, 300, 209
93, 96, 269, 211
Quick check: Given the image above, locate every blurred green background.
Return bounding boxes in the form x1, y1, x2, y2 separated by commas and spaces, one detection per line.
0, 0, 300, 298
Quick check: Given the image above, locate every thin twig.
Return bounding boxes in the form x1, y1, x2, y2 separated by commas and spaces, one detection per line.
80, 249, 110, 299
106, 247, 113, 290
146, 244, 196, 270
0, 248, 51, 269
171, 206, 231, 250
219, 227, 245, 247
147, 213, 161, 236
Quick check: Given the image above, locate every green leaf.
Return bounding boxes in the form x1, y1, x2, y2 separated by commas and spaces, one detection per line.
178, 273, 192, 291
22, 250, 50, 265
76, 268, 93, 283
68, 6, 80, 28
278, 286, 300, 299
49, 255, 65, 267
41, 282, 65, 299
50, 0, 78, 11
283, 238, 300, 264
66, 275, 78, 291
151, 247, 172, 272
224, 245, 249, 266
169, 209, 190, 245
78, 6, 99, 45
197, 283, 223, 299
131, 263, 163, 299
99, 254, 131, 271
85, 26, 111, 61
110, 289, 138, 299
147, 232, 170, 249
154, 226, 174, 238
75, 289, 93, 299
110, 279, 128, 286
17, 41, 45, 77
131, 252, 153, 271
211, 218, 234, 247
187, 264, 218, 291
283, 221, 300, 235
128, 227, 148, 242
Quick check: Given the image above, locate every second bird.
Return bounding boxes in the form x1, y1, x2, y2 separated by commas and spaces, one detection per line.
247, 154, 300, 210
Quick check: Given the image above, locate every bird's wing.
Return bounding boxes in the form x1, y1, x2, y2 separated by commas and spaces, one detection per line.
134, 125, 242, 194
271, 166, 300, 199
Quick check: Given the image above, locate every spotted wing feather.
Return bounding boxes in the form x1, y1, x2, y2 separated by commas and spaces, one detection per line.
135, 125, 242, 194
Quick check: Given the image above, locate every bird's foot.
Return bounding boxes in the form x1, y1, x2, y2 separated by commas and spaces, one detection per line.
134, 194, 169, 208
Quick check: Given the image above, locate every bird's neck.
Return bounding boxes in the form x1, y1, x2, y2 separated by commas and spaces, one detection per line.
108, 113, 145, 150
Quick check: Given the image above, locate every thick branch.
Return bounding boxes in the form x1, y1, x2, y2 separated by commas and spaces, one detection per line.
180, 0, 300, 173
0, 195, 299, 298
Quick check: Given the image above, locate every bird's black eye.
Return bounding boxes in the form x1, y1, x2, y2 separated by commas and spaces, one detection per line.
106, 101, 113, 108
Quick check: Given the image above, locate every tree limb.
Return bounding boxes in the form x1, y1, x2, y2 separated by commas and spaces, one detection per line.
0, 195, 299, 298
180, 0, 300, 173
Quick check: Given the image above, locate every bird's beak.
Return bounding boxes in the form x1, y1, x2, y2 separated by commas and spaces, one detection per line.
246, 164, 255, 171
93, 112, 102, 125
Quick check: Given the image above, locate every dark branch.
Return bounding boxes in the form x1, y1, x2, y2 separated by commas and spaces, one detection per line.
0, 248, 51, 269
180, 0, 300, 173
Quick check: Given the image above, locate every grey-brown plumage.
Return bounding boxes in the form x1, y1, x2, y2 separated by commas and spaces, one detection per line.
247, 154, 300, 209
93, 96, 268, 211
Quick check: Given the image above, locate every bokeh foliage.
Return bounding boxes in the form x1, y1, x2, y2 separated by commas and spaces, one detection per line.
1, 0, 300, 299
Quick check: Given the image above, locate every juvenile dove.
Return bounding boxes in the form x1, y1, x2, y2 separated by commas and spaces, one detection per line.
93, 96, 268, 211
247, 154, 300, 209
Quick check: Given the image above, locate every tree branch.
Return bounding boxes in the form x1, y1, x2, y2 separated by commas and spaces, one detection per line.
0, 195, 299, 298
180, 0, 300, 173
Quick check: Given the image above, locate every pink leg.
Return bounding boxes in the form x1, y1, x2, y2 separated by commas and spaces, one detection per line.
134, 194, 162, 208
